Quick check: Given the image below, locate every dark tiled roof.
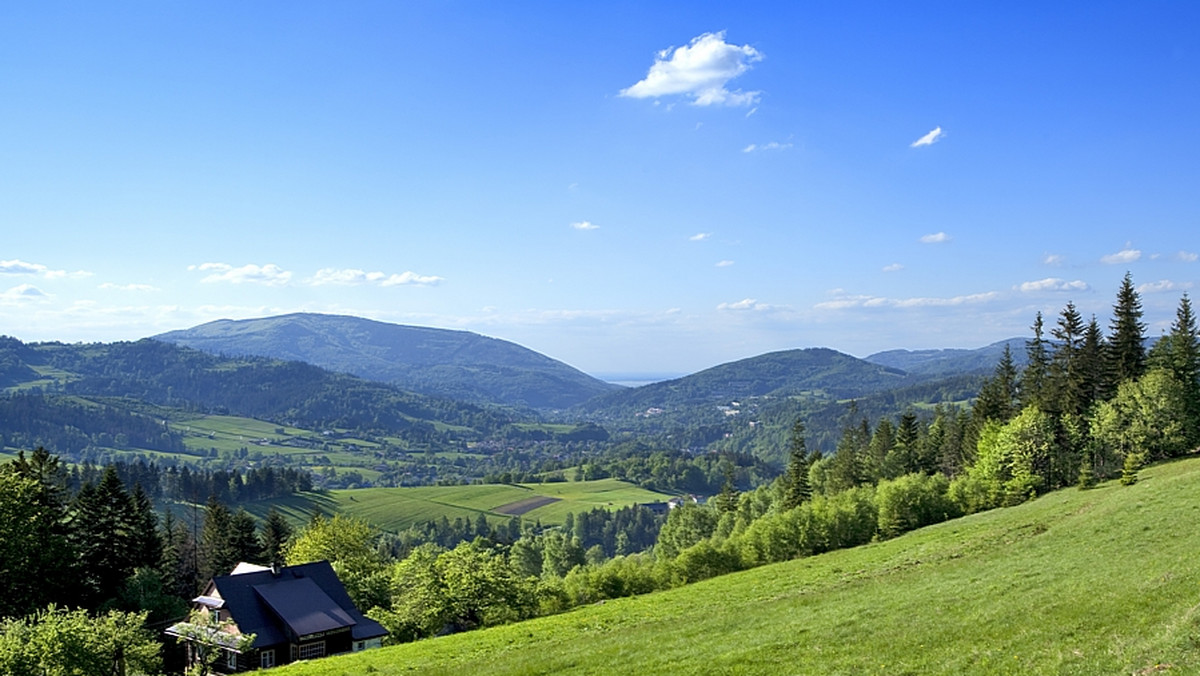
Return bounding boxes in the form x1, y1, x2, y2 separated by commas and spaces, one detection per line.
209, 560, 387, 648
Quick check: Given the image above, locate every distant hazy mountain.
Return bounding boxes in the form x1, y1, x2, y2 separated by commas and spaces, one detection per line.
582, 347, 911, 416
865, 338, 1027, 377
154, 313, 620, 410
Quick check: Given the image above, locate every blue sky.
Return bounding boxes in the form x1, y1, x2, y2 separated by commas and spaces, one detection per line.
2, 2, 1198, 376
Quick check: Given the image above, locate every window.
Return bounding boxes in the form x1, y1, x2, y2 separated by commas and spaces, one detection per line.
226, 650, 237, 670
297, 641, 326, 660
260, 650, 275, 668
354, 641, 365, 652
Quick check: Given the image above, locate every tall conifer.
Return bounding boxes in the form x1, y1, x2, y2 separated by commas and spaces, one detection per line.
1108, 272, 1146, 385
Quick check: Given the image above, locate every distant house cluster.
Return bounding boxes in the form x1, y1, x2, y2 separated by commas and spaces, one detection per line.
167, 560, 386, 672
638, 494, 706, 515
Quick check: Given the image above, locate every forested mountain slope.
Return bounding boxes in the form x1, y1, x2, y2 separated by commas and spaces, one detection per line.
582, 348, 911, 415
154, 313, 620, 409
0, 337, 519, 448
266, 456, 1200, 675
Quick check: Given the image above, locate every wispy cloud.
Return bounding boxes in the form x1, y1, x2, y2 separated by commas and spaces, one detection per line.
1018, 278, 1089, 293
689, 233, 712, 242
1138, 279, 1193, 294
620, 31, 763, 107
815, 290, 998, 310
882, 263, 904, 272
189, 263, 292, 286
1043, 254, 1065, 266
311, 268, 443, 287
0, 283, 49, 303
571, 221, 600, 231
910, 126, 944, 148
1100, 247, 1141, 265
920, 232, 950, 244
715, 260, 735, 268
0, 259, 90, 279
99, 283, 157, 292
1177, 250, 1198, 263
718, 298, 771, 311
742, 141, 792, 153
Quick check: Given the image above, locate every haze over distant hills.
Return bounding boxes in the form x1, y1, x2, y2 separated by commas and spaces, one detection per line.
154, 313, 621, 410
865, 338, 1027, 377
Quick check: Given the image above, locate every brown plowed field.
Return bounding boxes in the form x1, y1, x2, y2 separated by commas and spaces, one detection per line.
493, 495, 561, 515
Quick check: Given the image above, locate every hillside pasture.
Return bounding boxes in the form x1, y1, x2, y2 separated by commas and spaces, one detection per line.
263, 457, 1200, 675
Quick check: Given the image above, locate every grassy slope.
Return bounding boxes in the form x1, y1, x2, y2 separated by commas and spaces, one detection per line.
243, 478, 671, 531
265, 457, 1200, 675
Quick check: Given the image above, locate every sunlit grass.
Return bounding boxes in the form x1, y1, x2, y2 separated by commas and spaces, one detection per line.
263, 456, 1200, 675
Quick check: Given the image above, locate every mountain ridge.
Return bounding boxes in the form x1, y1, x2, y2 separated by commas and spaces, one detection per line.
154, 313, 621, 410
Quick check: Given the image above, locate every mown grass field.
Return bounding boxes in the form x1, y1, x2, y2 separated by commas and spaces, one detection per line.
263, 456, 1200, 675
243, 478, 672, 531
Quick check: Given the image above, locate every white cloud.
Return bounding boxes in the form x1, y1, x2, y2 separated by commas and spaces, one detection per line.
745, 107, 758, 118
1043, 254, 1065, 266
743, 141, 792, 153
620, 31, 763, 107
718, 297, 771, 311
882, 263, 904, 272
0, 259, 45, 275
689, 233, 712, 242
910, 126, 944, 148
99, 283, 157, 292
920, 232, 950, 244
571, 221, 599, 231
310, 268, 443, 287
1100, 247, 1142, 264
1177, 250, 1198, 263
716, 260, 735, 267
1018, 278, 1089, 293
0, 284, 49, 303
0, 259, 90, 279
190, 262, 292, 286
379, 271, 444, 287
1138, 279, 1193, 294
815, 290, 998, 310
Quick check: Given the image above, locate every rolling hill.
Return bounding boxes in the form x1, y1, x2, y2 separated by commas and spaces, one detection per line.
154, 313, 620, 410
865, 337, 1026, 377
243, 478, 672, 531
0, 337, 520, 458
582, 348, 912, 415
264, 456, 1200, 675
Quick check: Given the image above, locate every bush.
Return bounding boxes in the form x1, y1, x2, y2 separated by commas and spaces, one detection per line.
875, 473, 959, 539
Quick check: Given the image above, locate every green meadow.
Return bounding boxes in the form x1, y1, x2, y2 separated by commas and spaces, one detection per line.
263, 456, 1200, 675
243, 478, 672, 531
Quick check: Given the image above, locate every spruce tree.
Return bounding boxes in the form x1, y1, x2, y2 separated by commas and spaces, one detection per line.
70, 466, 138, 607
780, 420, 812, 510
1050, 301, 1086, 416
1022, 312, 1051, 409
260, 507, 295, 568
1079, 315, 1109, 408
199, 496, 238, 581
1108, 271, 1147, 385
1151, 293, 1200, 445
